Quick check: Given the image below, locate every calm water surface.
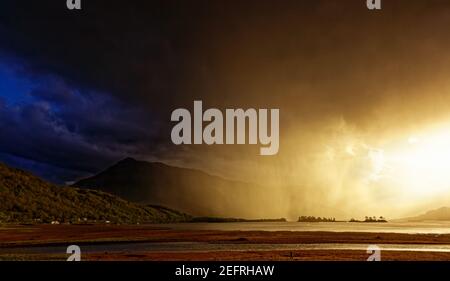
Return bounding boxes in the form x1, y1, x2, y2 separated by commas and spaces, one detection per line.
3, 221, 450, 255
154, 221, 450, 234
5, 242, 450, 254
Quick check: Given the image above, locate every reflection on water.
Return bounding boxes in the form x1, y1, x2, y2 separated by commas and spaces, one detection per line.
2, 221, 450, 256
5, 242, 450, 254
155, 221, 450, 234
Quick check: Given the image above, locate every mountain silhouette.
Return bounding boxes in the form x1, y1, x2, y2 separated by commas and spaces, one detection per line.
399, 207, 450, 222
0, 161, 190, 224
74, 157, 274, 217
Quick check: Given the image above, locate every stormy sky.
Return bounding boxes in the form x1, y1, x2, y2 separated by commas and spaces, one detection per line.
2, 0, 450, 218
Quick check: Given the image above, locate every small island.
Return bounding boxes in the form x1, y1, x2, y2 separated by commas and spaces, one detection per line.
297, 216, 336, 222
349, 216, 388, 223
297, 215, 388, 223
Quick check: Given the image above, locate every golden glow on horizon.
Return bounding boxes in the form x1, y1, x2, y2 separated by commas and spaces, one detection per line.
365, 125, 450, 200
390, 129, 450, 197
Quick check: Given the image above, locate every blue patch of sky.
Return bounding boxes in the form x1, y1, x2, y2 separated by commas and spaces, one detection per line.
0, 60, 36, 104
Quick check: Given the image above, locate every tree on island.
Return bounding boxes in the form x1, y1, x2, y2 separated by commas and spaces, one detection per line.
349, 216, 387, 223
297, 216, 336, 222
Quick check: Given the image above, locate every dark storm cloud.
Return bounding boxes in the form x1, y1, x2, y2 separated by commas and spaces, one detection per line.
2, 0, 450, 185
0, 0, 187, 109
0, 69, 164, 182
0, 96, 110, 175
0, 0, 386, 110
28, 75, 158, 148
0, 1, 192, 181
29, 77, 74, 104
3, 0, 449, 121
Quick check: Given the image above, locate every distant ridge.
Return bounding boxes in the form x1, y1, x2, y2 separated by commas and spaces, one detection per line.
0, 162, 190, 224
399, 207, 450, 222
74, 157, 275, 218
